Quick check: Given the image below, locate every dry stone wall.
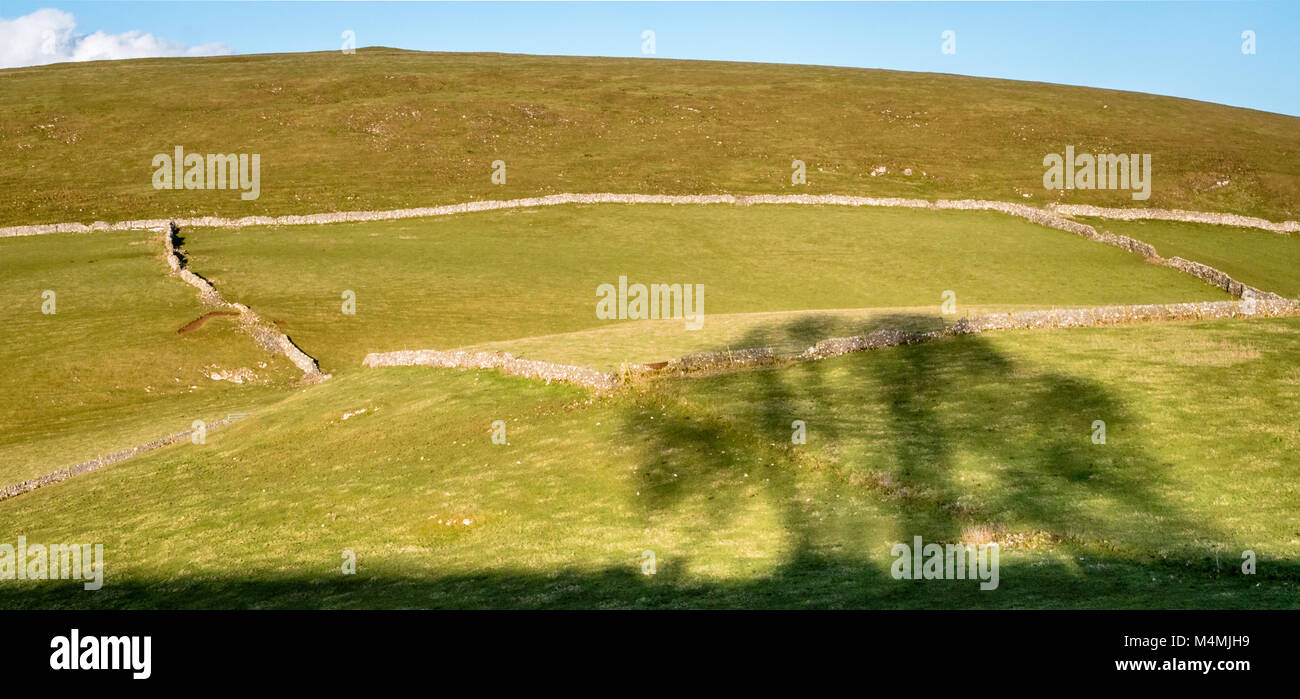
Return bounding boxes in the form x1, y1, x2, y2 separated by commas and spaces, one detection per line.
1164, 257, 1279, 300
14, 191, 1265, 297
9, 196, 1297, 387
164, 223, 329, 382
365, 297, 1300, 387
947, 298, 1300, 333
4, 193, 1296, 237
671, 297, 1300, 372
0, 414, 243, 502
5, 192, 1288, 297
362, 349, 618, 391
1051, 204, 1300, 234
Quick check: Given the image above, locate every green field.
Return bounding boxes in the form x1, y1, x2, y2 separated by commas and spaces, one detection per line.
181, 205, 1227, 372
2, 50, 1299, 610
3, 49, 1300, 227
1086, 218, 1300, 298
0, 316, 1296, 609
0, 229, 300, 485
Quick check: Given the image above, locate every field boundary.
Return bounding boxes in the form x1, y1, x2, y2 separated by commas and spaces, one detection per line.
7, 195, 1294, 488
363, 297, 1300, 389
0, 414, 246, 503
2, 192, 1297, 238
1051, 203, 1299, 234
5, 193, 1285, 300
164, 223, 330, 382
362, 349, 618, 390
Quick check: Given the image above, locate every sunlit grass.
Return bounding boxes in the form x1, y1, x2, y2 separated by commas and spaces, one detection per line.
182, 205, 1227, 373
3, 49, 1299, 227
1085, 217, 1300, 298
0, 229, 300, 484
1, 317, 1296, 609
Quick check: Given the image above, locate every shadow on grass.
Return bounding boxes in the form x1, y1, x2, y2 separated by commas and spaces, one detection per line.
0, 551, 1292, 609
621, 313, 1254, 589
3, 314, 1290, 610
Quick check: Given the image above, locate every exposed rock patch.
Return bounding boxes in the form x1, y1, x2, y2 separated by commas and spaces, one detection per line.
177, 310, 239, 334
206, 366, 261, 384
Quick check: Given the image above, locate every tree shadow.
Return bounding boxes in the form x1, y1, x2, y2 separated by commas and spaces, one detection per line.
1, 553, 1294, 609
622, 312, 1239, 587
3, 313, 1284, 610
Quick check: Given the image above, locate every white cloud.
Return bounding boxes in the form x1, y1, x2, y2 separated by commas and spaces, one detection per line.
0, 8, 231, 69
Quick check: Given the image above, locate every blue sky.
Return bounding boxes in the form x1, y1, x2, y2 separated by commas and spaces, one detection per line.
3, 1, 1298, 116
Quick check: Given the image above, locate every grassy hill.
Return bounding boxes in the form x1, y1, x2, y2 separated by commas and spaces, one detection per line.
2, 50, 1299, 609
0, 228, 300, 484
2, 317, 1297, 609
3, 48, 1300, 226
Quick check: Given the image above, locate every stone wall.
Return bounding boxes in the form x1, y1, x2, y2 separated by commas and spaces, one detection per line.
365, 297, 1300, 387
1051, 204, 1300, 234
1164, 257, 1279, 300
20, 190, 1263, 295
10, 198, 1294, 386
4, 193, 1296, 237
663, 297, 1300, 372
362, 349, 618, 391
0, 414, 243, 502
947, 298, 1300, 334
164, 223, 329, 382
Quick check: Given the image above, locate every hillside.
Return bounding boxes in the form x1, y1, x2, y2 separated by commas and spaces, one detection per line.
3, 48, 1300, 226
3, 49, 1299, 611
180, 204, 1228, 373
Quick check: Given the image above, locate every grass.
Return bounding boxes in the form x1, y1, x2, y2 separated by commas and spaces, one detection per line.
0, 316, 1296, 609
180, 204, 1228, 373
0, 229, 301, 485
455, 305, 1035, 371
3, 49, 1297, 611
3, 48, 1300, 227
1084, 218, 1300, 298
